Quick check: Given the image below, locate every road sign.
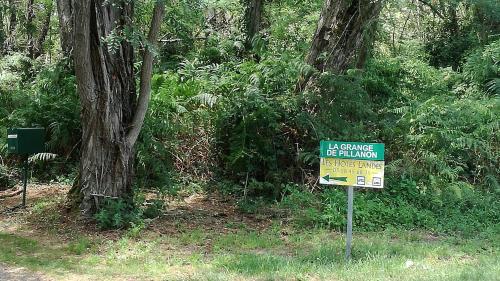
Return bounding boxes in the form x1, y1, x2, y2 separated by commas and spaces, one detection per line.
319, 141, 385, 188
320, 141, 384, 160
319, 140, 386, 262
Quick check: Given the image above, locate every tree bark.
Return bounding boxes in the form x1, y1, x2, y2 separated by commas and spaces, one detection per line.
243, 0, 263, 48
306, 0, 382, 74
56, 0, 74, 57
127, 2, 165, 147
73, 0, 164, 216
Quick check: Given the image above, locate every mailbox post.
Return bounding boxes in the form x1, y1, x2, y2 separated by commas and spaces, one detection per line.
7, 128, 45, 207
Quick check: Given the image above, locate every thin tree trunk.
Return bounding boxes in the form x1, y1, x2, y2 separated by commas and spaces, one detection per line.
3, 0, 17, 53
32, 2, 54, 59
243, 0, 263, 48
0, 5, 4, 48
26, 0, 35, 58
73, 0, 165, 216
56, 0, 73, 57
356, 20, 378, 69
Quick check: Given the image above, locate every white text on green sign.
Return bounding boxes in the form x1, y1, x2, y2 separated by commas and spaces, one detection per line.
320, 141, 384, 161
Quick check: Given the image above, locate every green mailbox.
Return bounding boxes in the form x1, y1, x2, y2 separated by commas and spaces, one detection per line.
7, 128, 45, 155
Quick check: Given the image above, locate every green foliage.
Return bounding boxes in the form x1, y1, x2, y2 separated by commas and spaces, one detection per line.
136, 70, 217, 192
0, 163, 15, 191
94, 199, 142, 230
142, 199, 165, 219
0, 0, 498, 235
277, 42, 499, 234
214, 58, 301, 194
462, 39, 500, 93
281, 181, 499, 235
67, 237, 93, 255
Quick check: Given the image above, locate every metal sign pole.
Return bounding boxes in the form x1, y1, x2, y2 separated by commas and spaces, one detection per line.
22, 157, 28, 207
345, 185, 354, 261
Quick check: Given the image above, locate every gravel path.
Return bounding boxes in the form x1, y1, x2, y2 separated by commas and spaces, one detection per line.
0, 264, 45, 281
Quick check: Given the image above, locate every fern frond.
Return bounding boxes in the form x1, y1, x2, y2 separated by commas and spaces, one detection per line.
485, 78, 500, 95
29, 153, 58, 163
191, 93, 218, 107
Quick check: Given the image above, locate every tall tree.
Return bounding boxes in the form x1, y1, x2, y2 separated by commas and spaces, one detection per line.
56, 0, 73, 57
26, 0, 35, 57
73, 0, 165, 215
31, 1, 54, 59
242, 0, 263, 49
298, 0, 383, 90
3, 0, 18, 53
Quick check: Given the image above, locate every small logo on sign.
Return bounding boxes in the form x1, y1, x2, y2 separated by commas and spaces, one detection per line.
372, 177, 381, 186
357, 176, 365, 185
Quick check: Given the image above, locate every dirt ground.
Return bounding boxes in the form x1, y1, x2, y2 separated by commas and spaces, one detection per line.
0, 183, 277, 280
0, 264, 47, 281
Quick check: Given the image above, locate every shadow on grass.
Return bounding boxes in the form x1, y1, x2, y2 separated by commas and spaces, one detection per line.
0, 232, 78, 274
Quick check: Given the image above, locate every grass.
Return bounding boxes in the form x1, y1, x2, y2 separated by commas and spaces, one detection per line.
0, 227, 498, 281
1, 188, 498, 280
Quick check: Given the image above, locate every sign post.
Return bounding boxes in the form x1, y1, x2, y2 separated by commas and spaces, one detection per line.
319, 140, 385, 261
22, 158, 28, 207
346, 185, 353, 260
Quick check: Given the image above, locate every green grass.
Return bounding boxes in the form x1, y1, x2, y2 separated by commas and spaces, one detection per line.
0, 228, 498, 280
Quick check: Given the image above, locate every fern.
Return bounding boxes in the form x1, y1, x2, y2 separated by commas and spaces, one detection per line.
29, 153, 58, 163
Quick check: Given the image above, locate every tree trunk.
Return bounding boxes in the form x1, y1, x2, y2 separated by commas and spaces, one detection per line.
56, 0, 74, 57
32, 2, 54, 59
356, 18, 379, 69
26, 0, 35, 57
3, 0, 17, 53
0, 5, 4, 49
73, 0, 164, 216
300, 0, 382, 90
243, 0, 263, 48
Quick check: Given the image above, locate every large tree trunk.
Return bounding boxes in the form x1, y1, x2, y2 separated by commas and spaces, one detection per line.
73, 0, 164, 216
299, 0, 382, 90
243, 0, 263, 48
56, 0, 74, 57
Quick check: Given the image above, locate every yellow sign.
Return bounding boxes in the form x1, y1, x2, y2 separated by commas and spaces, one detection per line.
319, 158, 385, 188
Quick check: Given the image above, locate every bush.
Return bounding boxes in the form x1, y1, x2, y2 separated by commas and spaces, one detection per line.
280, 182, 499, 235
0, 163, 16, 191
214, 58, 304, 196
136, 71, 218, 192
142, 199, 165, 219
94, 199, 142, 230
1, 58, 79, 181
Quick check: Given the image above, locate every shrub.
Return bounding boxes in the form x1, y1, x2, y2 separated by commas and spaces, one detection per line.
94, 199, 142, 230
0, 163, 16, 191
214, 58, 303, 196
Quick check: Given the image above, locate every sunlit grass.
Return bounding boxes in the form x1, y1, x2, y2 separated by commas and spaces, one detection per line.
0, 228, 498, 280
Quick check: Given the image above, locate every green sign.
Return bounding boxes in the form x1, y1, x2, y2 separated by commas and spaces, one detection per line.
320, 141, 384, 161
7, 128, 45, 155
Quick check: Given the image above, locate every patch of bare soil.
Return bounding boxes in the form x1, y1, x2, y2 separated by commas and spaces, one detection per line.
0, 264, 50, 281
1, 183, 278, 241
152, 192, 276, 235
0, 183, 86, 239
